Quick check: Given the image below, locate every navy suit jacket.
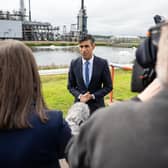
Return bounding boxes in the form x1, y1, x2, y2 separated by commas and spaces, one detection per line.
0, 111, 71, 168
68, 56, 112, 113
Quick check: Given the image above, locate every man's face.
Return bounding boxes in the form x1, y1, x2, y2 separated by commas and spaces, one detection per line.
79, 40, 95, 60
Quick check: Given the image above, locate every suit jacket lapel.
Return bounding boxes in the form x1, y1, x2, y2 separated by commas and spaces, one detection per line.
78, 57, 86, 87
89, 56, 97, 87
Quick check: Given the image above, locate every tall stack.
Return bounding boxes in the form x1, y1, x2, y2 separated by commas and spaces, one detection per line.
77, 0, 88, 37
20, 0, 26, 21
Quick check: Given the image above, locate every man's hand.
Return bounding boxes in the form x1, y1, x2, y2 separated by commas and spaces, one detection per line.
80, 92, 93, 103
137, 78, 161, 101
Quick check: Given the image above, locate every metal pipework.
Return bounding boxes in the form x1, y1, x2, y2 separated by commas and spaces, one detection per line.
20, 0, 26, 21
29, 0, 31, 21
81, 0, 84, 9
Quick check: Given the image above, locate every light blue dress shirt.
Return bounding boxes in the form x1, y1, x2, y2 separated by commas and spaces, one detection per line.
82, 56, 94, 86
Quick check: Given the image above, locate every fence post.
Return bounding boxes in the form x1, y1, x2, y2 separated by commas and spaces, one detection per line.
109, 65, 115, 103
109, 64, 132, 104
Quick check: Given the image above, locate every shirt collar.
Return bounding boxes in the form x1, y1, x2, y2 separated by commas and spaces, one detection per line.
82, 55, 94, 65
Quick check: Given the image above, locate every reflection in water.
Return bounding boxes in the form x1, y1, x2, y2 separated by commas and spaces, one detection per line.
32, 46, 136, 66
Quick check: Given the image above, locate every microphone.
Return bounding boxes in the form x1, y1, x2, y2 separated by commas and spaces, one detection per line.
66, 102, 90, 135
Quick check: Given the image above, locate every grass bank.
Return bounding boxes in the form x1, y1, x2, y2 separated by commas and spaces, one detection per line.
41, 69, 137, 116
23, 40, 140, 48
24, 41, 78, 47
25, 41, 109, 47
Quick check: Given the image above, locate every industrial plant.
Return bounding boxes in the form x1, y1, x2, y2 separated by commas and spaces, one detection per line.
0, 0, 88, 41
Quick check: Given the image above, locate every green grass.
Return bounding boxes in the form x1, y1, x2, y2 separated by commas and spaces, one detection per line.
41, 74, 73, 117
23, 41, 140, 48
41, 69, 137, 116
113, 69, 137, 100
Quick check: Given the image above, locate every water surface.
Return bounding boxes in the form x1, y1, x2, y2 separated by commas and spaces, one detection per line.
32, 45, 136, 66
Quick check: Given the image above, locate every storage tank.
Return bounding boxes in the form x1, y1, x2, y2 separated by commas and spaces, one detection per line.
0, 20, 22, 39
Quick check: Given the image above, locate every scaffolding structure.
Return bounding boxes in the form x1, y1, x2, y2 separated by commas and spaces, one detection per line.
0, 0, 88, 41
22, 21, 58, 41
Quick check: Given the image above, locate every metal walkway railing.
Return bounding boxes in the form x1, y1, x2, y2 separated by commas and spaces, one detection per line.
109, 63, 133, 103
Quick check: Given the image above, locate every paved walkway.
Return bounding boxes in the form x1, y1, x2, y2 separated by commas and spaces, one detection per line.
38, 63, 133, 76
39, 68, 68, 75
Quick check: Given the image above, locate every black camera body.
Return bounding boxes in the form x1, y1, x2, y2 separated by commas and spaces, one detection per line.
131, 15, 165, 92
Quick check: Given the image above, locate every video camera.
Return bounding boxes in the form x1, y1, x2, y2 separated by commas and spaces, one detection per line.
131, 15, 165, 92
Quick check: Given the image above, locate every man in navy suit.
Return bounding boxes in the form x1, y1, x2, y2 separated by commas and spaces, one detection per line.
68, 34, 112, 114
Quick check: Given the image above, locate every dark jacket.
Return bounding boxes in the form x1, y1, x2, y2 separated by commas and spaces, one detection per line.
0, 111, 71, 168
68, 88, 168, 168
68, 56, 112, 113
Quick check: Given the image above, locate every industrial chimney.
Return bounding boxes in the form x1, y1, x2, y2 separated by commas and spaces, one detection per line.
77, 0, 88, 36
20, 0, 26, 21
28, 0, 31, 21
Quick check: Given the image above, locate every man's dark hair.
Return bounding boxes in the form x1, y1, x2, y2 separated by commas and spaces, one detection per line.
79, 34, 95, 44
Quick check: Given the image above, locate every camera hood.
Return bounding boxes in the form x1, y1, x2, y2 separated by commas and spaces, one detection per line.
136, 36, 157, 69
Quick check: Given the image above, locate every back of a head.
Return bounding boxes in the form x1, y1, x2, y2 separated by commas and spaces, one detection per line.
0, 40, 47, 128
156, 22, 168, 87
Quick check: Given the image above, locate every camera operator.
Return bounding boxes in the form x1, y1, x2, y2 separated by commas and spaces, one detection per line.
131, 15, 165, 92
131, 15, 165, 102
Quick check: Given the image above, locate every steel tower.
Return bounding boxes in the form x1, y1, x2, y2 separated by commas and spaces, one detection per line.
77, 0, 88, 36
20, 0, 26, 21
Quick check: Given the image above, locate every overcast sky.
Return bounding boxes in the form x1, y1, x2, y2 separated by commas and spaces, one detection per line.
1, 0, 168, 36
